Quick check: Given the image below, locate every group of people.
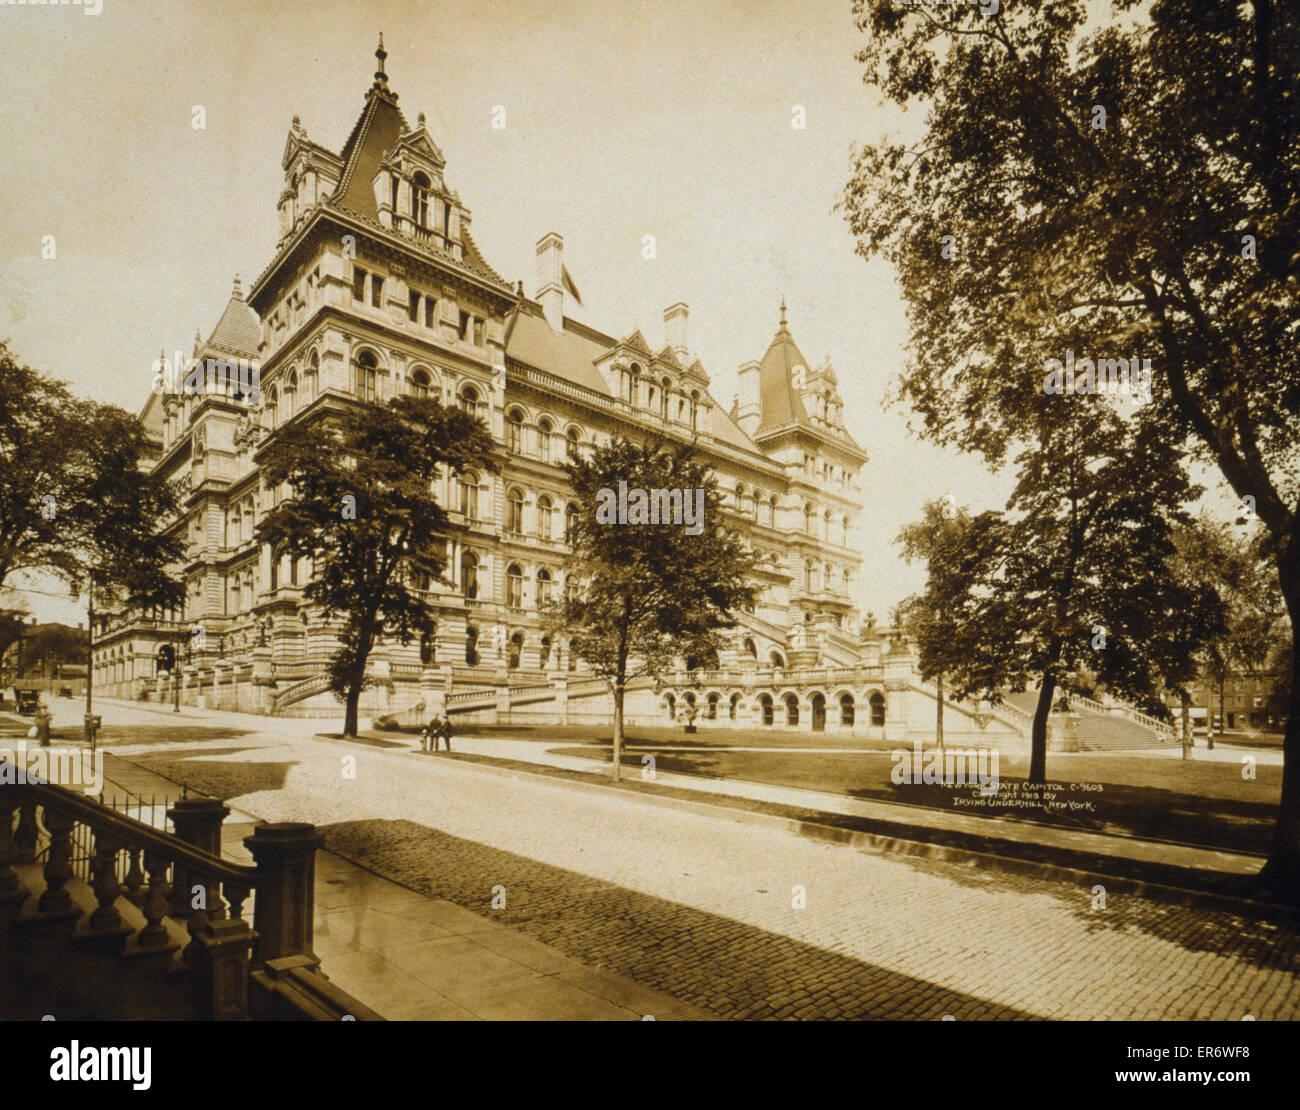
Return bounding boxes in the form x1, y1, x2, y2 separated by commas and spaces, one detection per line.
420, 712, 453, 753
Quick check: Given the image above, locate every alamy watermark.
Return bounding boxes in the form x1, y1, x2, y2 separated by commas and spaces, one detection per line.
2, 0, 103, 14
1042, 350, 1152, 403
896, 0, 1000, 15
890, 740, 1000, 795
151, 350, 261, 405
0, 742, 103, 795
595, 481, 705, 536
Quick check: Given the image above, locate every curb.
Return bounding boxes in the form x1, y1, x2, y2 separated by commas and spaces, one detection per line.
426, 750, 1300, 928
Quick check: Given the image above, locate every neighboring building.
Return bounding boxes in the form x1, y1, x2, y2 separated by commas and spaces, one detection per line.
1162, 671, 1286, 733
91, 41, 876, 725
2, 621, 89, 695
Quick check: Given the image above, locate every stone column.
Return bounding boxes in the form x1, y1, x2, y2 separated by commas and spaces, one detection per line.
168, 798, 230, 917
244, 822, 325, 967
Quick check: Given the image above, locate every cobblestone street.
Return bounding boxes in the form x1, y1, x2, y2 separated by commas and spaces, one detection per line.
90, 699, 1300, 1022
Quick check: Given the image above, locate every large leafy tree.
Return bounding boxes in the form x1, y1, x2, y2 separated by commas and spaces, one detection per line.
257, 395, 494, 737
0, 343, 184, 715
844, 0, 1300, 893
895, 407, 1205, 783
558, 437, 757, 780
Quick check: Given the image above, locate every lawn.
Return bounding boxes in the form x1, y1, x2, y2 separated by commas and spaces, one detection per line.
537, 738, 1280, 856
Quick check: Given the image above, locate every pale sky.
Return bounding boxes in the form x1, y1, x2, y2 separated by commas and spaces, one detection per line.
0, 0, 1234, 627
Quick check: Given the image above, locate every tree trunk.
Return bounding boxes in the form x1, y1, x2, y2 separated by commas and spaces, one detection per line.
1218, 676, 1227, 738
1180, 689, 1191, 760
1029, 673, 1056, 784
936, 672, 944, 754
343, 684, 361, 739
611, 678, 625, 783
1258, 557, 1300, 902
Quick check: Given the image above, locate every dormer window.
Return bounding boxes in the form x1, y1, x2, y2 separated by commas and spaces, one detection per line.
412, 172, 430, 229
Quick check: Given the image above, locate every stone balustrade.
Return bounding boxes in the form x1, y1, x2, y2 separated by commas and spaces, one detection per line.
0, 768, 354, 1021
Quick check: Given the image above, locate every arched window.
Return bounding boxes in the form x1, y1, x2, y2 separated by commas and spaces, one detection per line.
355, 350, 378, 402
458, 472, 479, 519
706, 693, 719, 720
751, 488, 762, 520
660, 377, 671, 419
758, 694, 774, 727
538, 634, 552, 670
566, 426, 582, 457
284, 370, 297, 418
869, 692, 886, 726
627, 364, 641, 406
804, 503, 815, 535
840, 693, 855, 726
420, 625, 437, 665
506, 488, 525, 535
410, 368, 431, 398
537, 418, 554, 463
506, 409, 525, 454
689, 389, 700, 431
735, 483, 745, 512
507, 632, 523, 671
536, 567, 553, 607
729, 693, 740, 720
768, 494, 778, 527
412, 171, 431, 229
784, 694, 800, 726
265, 384, 279, 427
304, 352, 318, 401
770, 651, 785, 669
506, 563, 523, 608
536, 495, 554, 541
460, 551, 479, 599
459, 385, 480, 417
665, 694, 677, 721
465, 625, 479, 666
565, 502, 578, 544
743, 638, 757, 659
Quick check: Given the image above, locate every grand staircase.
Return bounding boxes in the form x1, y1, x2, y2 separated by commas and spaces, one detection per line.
999, 689, 1175, 750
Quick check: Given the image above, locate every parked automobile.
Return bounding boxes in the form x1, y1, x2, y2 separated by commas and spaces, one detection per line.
15, 690, 40, 715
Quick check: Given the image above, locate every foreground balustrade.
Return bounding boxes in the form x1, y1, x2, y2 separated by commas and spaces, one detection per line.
0, 770, 333, 1020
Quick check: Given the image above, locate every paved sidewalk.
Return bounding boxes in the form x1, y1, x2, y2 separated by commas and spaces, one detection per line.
97, 749, 704, 1020
445, 733, 1267, 878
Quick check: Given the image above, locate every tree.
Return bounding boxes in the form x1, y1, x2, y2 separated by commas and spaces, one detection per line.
0, 343, 184, 719
844, 0, 1300, 894
557, 437, 757, 780
897, 498, 975, 753
18, 624, 88, 678
257, 395, 495, 737
1168, 517, 1282, 746
894, 409, 1205, 783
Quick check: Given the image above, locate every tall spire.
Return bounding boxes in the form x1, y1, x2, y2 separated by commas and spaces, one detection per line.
373, 33, 389, 93
778, 297, 789, 331
231, 273, 243, 300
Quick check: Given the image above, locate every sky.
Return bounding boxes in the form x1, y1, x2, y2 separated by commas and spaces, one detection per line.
0, 0, 1236, 628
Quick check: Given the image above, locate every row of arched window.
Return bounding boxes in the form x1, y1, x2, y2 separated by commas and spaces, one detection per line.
666, 691, 885, 728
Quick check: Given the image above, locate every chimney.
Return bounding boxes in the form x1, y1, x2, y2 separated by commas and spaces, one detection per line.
664, 302, 689, 360
536, 232, 564, 331
736, 360, 761, 435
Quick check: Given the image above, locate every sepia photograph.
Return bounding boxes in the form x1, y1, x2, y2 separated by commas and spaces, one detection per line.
1, 0, 1297, 1079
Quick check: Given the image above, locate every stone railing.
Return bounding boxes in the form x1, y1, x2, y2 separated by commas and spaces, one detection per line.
0, 770, 374, 1021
